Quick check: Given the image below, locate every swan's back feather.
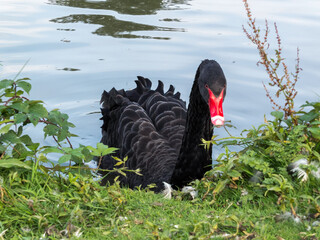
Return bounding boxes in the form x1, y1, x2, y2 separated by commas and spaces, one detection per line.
100, 76, 187, 190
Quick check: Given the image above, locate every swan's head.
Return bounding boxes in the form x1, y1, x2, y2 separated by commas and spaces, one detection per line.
197, 60, 227, 126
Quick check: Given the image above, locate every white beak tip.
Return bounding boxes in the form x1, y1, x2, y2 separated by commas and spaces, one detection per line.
211, 116, 224, 126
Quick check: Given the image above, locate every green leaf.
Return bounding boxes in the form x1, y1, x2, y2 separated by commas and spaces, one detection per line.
12, 143, 28, 158
309, 127, 320, 139
27, 143, 40, 152
17, 126, 23, 136
28, 115, 40, 126
80, 144, 93, 162
57, 129, 68, 142
11, 102, 29, 113
0, 159, 32, 169
43, 124, 59, 137
0, 123, 13, 134
70, 148, 84, 159
299, 111, 319, 123
0, 79, 14, 90
213, 179, 229, 195
228, 170, 241, 178
265, 186, 281, 194
271, 111, 283, 120
0, 130, 20, 144
28, 103, 48, 119
41, 146, 64, 154
16, 81, 32, 94
14, 113, 28, 124
15, 90, 24, 96
58, 154, 72, 164
20, 134, 33, 146
102, 147, 118, 156
87, 143, 118, 157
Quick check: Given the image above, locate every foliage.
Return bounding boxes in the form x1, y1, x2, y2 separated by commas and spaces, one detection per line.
198, 1, 320, 233
0, 71, 121, 175
198, 106, 320, 237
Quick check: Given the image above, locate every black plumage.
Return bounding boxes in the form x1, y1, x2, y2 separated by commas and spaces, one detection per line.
99, 59, 227, 192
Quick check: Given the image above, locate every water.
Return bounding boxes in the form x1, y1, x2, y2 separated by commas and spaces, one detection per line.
1, 0, 320, 157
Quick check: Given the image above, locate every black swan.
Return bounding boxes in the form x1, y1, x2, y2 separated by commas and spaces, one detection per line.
99, 59, 227, 192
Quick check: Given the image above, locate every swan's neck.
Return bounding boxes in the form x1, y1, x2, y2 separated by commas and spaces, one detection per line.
171, 79, 213, 187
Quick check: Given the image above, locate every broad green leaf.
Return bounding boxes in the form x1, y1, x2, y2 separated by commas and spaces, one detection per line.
299, 111, 319, 123
12, 143, 28, 158
309, 127, 320, 139
57, 129, 69, 142
102, 147, 118, 156
17, 81, 32, 94
47, 110, 68, 126
41, 146, 64, 154
271, 111, 284, 120
20, 135, 33, 145
0, 159, 32, 169
0, 105, 7, 112
0, 79, 14, 89
27, 143, 40, 152
11, 102, 29, 113
79, 145, 92, 162
228, 170, 241, 178
87, 143, 118, 157
70, 148, 84, 159
0, 130, 20, 144
28, 115, 40, 126
17, 126, 23, 136
14, 113, 28, 124
0, 123, 13, 134
29, 103, 48, 118
15, 90, 24, 96
43, 124, 59, 136
58, 154, 72, 164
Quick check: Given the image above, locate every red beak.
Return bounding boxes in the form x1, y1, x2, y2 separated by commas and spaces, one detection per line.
206, 86, 225, 126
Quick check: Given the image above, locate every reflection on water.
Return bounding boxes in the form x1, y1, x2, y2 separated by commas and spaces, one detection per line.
49, 0, 189, 39
51, 14, 184, 39
49, 0, 189, 15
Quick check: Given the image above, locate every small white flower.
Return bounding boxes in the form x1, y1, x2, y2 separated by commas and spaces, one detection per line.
181, 186, 198, 199
288, 158, 320, 182
241, 189, 248, 196
73, 228, 83, 238
118, 216, 128, 221
162, 182, 173, 199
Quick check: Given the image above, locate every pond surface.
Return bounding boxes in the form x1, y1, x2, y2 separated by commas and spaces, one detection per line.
1, 0, 320, 157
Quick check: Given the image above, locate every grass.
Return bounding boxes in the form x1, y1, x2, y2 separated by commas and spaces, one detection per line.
1, 168, 319, 239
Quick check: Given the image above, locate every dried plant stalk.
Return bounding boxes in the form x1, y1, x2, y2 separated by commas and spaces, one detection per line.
242, 0, 301, 124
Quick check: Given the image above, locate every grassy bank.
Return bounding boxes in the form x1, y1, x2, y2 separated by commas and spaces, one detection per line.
1, 168, 319, 239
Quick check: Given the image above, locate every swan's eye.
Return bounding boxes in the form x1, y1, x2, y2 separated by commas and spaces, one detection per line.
205, 84, 209, 89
